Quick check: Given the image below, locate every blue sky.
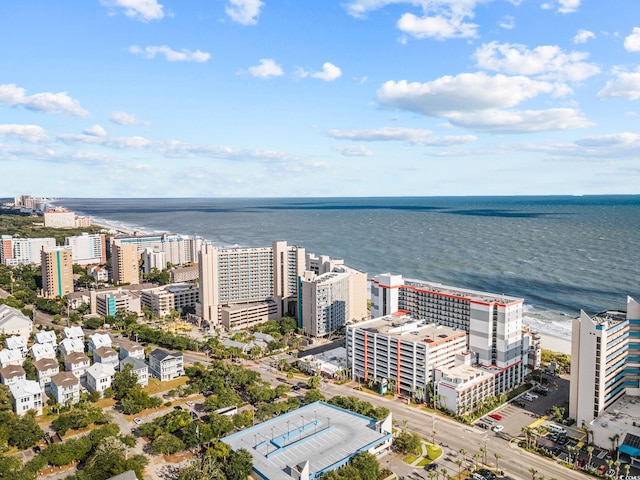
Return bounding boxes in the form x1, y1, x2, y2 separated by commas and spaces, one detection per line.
1, 0, 640, 197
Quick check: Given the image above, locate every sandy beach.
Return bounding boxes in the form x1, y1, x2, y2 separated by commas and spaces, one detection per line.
538, 332, 571, 355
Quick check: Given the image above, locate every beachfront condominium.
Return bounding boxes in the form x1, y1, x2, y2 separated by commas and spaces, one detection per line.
569, 296, 640, 427
196, 241, 305, 326
41, 246, 74, 298
65, 233, 106, 266
298, 265, 368, 337
370, 274, 526, 387
1, 236, 56, 266
111, 240, 140, 285
110, 233, 205, 267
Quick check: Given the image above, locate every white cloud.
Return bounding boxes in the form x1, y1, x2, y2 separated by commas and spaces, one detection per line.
397, 12, 478, 40
332, 145, 374, 156
598, 69, 640, 100
83, 125, 107, 137
573, 29, 595, 44
129, 45, 211, 62
326, 126, 476, 145
100, 0, 164, 22
58, 133, 152, 149
377, 73, 554, 116
624, 27, 640, 52
575, 132, 640, 147
499, 15, 515, 30
247, 59, 284, 78
109, 111, 149, 125
225, 0, 264, 26
311, 63, 342, 81
0, 83, 89, 117
558, 0, 580, 13
473, 42, 600, 82
0, 124, 48, 143
446, 108, 592, 132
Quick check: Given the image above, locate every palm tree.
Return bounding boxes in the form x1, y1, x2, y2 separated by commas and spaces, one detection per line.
522, 426, 533, 448
529, 467, 538, 480
586, 446, 594, 467
614, 460, 620, 480
480, 446, 487, 466
459, 448, 467, 466
455, 459, 463, 478
494, 453, 502, 472
473, 452, 481, 470
624, 464, 631, 479
439, 467, 448, 480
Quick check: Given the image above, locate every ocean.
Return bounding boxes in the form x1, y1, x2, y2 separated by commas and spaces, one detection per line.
56, 196, 640, 340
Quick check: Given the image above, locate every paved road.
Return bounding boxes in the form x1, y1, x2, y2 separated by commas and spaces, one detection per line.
251, 362, 590, 480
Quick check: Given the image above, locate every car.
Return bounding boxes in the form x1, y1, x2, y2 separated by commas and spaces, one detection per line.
489, 413, 502, 420
597, 465, 608, 475
201, 390, 213, 397
477, 422, 489, 429
492, 425, 504, 432
483, 417, 495, 424
186, 401, 195, 407
190, 412, 198, 420
33, 446, 42, 454
477, 469, 496, 480
515, 401, 527, 408
292, 385, 301, 391
133, 418, 142, 425
174, 405, 183, 410
424, 463, 438, 471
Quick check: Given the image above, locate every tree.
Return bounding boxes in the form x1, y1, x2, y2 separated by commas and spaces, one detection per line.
351, 452, 380, 480
83, 436, 130, 480
304, 389, 326, 404
224, 448, 253, 480
393, 431, 422, 455
152, 433, 185, 455
307, 376, 321, 389
9, 411, 44, 450
178, 455, 226, 480
494, 453, 501, 472
529, 467, 538, 480
112, 363, 139, 400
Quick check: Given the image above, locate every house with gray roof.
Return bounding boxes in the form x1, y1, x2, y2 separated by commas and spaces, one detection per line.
149, 349, 183, 381
119, 356, 148, 387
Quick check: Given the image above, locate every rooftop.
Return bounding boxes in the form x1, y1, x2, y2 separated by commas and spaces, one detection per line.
351, 314, 465, 344
403, 278, 523, 305
222, 401, 391, 480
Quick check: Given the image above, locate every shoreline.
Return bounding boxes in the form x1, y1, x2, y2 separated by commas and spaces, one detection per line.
538, 332, 571, 356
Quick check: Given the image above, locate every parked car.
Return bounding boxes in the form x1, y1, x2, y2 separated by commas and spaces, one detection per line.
489, 413, 502, 420
483, 417, 495, 424
515, 401, 527, 408
190, 412, 198, 420
133, 418, 142, 425
186, 401, 195, 407
477, 422, 489, 429
174, 406, 183, 410
424, 463, 438, 472
492, 425, 504, 432
597, 465, 608, 475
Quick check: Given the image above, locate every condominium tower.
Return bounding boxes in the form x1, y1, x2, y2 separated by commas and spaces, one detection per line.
41, 246, 74, 298
111, 240, 140, 285
197, 241, 305, 326
569, 296, 640, 427
65, 233, 106, 265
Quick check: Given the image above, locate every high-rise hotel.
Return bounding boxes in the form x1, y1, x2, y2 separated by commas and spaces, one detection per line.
569, 296, 640, 427
196, 241, 305, 327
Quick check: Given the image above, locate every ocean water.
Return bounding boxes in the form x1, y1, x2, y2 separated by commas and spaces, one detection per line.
57, 196, 640, 340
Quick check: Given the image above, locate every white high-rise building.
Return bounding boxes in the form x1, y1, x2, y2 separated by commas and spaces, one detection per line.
142, 247, 167, 274
1, 236, 56, 266
111, 233, 204, 266
196, 241, 305, 326
298, 265, 368, 337
370, 274, 526, 389
569, 296, 640, 427
65, 233, 106, 265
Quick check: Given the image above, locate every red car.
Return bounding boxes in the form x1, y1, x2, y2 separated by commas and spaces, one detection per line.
489, 413, 502, 420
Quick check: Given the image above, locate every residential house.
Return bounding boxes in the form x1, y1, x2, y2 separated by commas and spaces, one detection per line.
86, 363, 115, 397
64, 352, 90, 383
149, 349, 183, 381
58, 338, 85, 357
34, 330, 57, 347
50, 372, 80, 406
0, 365, 26, 386
61, 326, 84, 340
87, 333, 111, 355
0, 349, 24, 368
118, 341, 145, 361
0, 305, 33, 337
30, 343, 57, 362
93, 346, 119, 368
34, 357, 59, 391
9, 379, 43, 415
119, 356, 148, 387
4, 336, 28, 356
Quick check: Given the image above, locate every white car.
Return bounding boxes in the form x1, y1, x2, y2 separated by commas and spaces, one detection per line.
186, 401, 195, 407
133, 418, 142, 425
492, 425, 504, 432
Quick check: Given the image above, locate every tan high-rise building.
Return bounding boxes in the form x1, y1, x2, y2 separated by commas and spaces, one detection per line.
41, 247, 74, 298
196, 241, 305, 326
111, 241, 140, 285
